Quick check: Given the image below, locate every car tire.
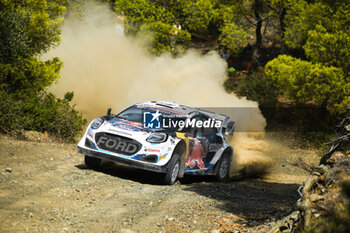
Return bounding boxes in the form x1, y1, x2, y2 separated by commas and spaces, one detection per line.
84, 155, 101, 170
163, 154, 180, 185
216, 155, 230, 182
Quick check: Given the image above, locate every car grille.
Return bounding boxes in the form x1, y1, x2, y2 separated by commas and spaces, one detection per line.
95, 132, 142, 156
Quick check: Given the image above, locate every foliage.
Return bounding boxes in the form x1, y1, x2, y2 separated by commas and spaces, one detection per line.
284, 0, 350, 51
139, 21, 190, 55
0, 11, 33, 64
113, 0, 222, 54
0, 0, 66, 54
181, 0, 216, 34
0, 56, 63, 95
266, 0, 350, 118
284, 0, 350, 73
265, 55, 349, 116
0, 0, 66, 93
217, 0, 291, 53
304, 24, 350, 74
234, 72, 278, 107
0, 90, 86, 142
220, 22, 249, 54
0, 0, 86, 142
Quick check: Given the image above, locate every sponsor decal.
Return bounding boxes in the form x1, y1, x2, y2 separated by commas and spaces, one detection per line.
144, 148, 161, 153
159, 153, 168, 159
87, 129, 93, 138
112, 120, 143, 131
186, 138, 208, 169
108, 128, 132, 136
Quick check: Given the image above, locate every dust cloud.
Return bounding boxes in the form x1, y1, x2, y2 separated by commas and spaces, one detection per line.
46, 2, 272, 178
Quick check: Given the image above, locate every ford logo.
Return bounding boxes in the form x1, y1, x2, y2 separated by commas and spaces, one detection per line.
95, 133, 141, 155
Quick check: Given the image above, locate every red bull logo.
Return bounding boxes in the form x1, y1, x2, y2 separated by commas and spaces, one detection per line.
186, 138, 209, 169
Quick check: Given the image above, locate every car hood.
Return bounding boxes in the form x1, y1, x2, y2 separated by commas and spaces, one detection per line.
107, 119, 145, 132
95, 118, 152, 139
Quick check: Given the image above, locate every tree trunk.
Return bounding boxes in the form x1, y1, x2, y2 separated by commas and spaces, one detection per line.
254, 0, 262, 48
280, 6, 287, 53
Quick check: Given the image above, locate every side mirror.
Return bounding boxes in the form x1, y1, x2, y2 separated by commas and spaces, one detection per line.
105, 108, 112, 120
225, 121, 235, 136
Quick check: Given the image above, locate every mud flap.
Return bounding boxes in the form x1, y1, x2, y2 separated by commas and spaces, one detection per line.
178, 154, 186, 178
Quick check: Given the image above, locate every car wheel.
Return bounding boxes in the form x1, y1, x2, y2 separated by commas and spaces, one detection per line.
84, 155, 101, 170
216, 155, 230, 182
163, 154, 180, 185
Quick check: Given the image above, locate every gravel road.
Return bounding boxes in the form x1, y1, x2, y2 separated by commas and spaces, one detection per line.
0, 134, 319, 233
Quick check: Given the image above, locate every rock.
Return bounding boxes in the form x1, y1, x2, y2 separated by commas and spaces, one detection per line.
5, 167, 12, 172
211, 230, 220, 233
168, 217, 174, 221
28, 212, 34, 218
120, 229, 135, 233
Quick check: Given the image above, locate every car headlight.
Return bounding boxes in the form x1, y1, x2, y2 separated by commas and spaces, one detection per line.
91, 117, 104, 129
146, 133, 167, 143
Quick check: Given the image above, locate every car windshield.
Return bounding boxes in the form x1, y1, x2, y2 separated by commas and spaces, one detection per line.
117, 106, 145, 123
116, 105, 188, 132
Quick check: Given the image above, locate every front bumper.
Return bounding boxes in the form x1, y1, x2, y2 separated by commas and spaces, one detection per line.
77, 146, 168, 173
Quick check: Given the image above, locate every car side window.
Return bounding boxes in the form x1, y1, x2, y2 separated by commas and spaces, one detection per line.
202, 125, 217, 136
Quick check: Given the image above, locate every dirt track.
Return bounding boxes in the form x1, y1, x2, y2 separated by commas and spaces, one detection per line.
0, 134, 319, 233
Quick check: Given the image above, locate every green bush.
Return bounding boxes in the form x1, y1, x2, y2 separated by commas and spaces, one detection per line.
233, 72, 278, 107
0, 90, 86, 142
265, 55, 350, 117
0, 1, 87, 142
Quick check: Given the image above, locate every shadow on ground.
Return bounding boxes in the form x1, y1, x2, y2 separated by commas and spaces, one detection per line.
183, 179, 300, 223
76, 161, 225, 185
75, 161, 166, 185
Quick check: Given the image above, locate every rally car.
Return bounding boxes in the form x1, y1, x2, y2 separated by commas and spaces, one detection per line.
77, 101, 235, 185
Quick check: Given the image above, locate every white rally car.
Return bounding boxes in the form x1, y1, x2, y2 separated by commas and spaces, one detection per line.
77, 101, 235, 185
